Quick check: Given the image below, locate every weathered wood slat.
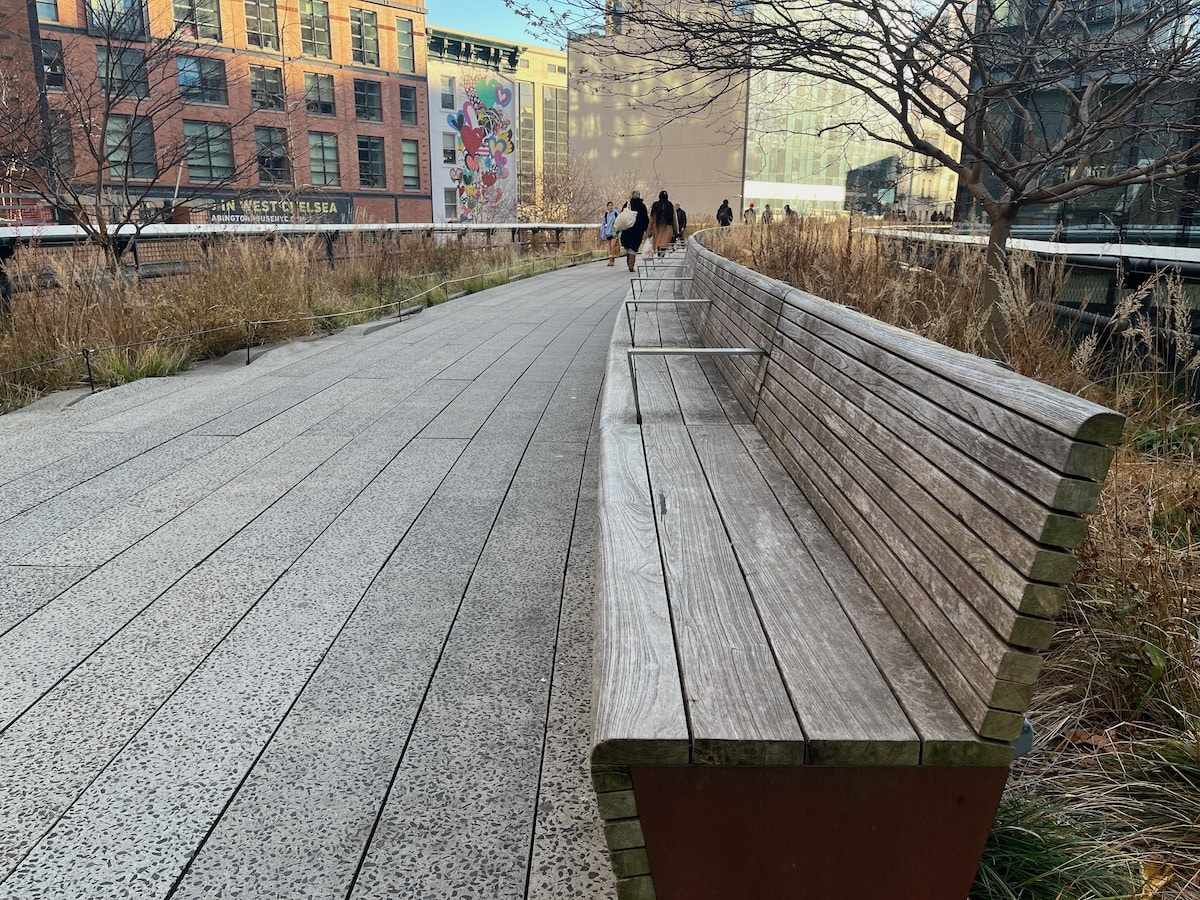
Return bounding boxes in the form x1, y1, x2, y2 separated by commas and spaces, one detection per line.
643, 421, 805, 765
773, 285, 1124, 452
755, 398, 1025, 742
765, 348, 1066, 645
756, 380, 1044, 703
690, 424, 921, 766
777, 310, 1107, 518
732, 424, 1013, 767
592, 326, 689, 766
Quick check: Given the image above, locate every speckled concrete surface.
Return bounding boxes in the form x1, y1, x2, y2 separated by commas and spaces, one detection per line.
0, 262, 623, 900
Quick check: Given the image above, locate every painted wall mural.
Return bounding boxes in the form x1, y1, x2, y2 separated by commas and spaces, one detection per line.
446, 77, 515, 222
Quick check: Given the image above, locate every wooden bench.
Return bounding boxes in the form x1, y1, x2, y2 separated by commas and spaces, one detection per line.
592, 237, 1125, 900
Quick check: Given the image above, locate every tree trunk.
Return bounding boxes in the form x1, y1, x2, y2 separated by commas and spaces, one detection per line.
981, 209, 1016, 359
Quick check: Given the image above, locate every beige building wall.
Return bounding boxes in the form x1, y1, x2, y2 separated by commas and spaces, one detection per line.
512, 41, 568, 219
568, 31, 746, 223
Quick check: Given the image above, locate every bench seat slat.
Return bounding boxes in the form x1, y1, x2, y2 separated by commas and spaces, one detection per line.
730, 423, 1014, 767
690, 424, 921, 766
643, 421, 806, 765
592, 343, 689, 767
755, 398, 1025, 742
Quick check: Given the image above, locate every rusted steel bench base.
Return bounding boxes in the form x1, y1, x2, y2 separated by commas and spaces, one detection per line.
630, 765, 1009, 899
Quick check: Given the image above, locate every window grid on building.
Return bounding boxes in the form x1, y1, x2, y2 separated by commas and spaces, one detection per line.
244, 0, 278, 49
517, 81, 535, 207
41, 39, 65, 90
542, 85, 568, 177
308, 131, 339, 185
183, 120, 234, 181
88, 0, 147, 38
255, 125, 290, 184
249, 64, 284, 110
396, 18, 415, 73
104, 113, 155, 179
299, 0, 331, 59
349, 8, 379, 66
304, 72, 335, 115
357, 135, 385, 188
173, 0, 221, 40
97, 46, 148, 101
399, 84, 418, 125
401, 139, 419, 189
444, 187, 457, 221
441, 132, 457, 165
354, 79, 383, 121
178, 56, 228, 104
36, 0, 58, 20
440, 76, 455, 110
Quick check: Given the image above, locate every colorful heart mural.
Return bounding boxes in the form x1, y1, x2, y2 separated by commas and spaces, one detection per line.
447, 76, 515, 222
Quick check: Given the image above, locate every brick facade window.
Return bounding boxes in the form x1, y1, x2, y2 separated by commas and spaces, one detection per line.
299, 0, 331, 59
97, 47, 148, 101
255, 126, 290, 184
173, 0, 221, 40
178, 56, 228, 104
399, 84, 418, 125
349, 8, 379, 66
244, 0, 278, 49
41, 39, 65, 90
357, 135, 385, 188
401, 138, 419, 189
395, 17, 414, 73
183, 120, 234, 181
304, 72, 335, 115
354, 79, 382, 121
308, 131, 340, 185
105, 114, 155, 179
250, 65, 284, 110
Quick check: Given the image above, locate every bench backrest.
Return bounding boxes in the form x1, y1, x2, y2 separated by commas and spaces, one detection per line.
685, 238, 1125, 742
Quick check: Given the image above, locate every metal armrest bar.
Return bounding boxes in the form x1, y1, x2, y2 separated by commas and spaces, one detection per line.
624, 298, 711, 345
627, 346, 767, 424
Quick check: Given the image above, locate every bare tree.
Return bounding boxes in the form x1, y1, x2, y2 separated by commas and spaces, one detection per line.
519, 153, 646, 222
524, 0, 1200, 328
0, 0, 262, 265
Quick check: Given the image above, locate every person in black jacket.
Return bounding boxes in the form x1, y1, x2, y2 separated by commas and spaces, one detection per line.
716, 199, 733, 226
673, 203, 688, 244
619, 191, 650, 272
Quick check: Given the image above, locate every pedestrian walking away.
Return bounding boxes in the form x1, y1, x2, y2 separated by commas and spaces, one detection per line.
619, 190, 650, 272
743, 203, 757, 225
761, 204, 773, 226
673, 202, 688, 244
650, 190, 677, 257
716, 199, 733, 227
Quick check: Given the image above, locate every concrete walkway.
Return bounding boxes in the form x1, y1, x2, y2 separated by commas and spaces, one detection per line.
0, 261, 627, 899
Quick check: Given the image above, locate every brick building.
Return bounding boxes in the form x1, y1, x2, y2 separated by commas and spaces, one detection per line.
3, 0, 433, 223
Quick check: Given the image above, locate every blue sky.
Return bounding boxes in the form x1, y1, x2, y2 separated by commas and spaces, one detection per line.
425, 0, 561, 47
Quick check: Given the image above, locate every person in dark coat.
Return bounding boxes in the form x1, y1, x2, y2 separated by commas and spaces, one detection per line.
650, 190, 677, 257
619, 191, 650, 272
673, 203, 688, 244
716, 199, 733, 226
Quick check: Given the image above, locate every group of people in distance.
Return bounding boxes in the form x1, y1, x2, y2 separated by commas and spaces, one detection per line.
601, 191, 807, 272
600, 190, 689, 273
716, 199, 797, 227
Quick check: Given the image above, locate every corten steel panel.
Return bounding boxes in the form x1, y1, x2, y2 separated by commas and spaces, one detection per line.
631, 765, 1009, 899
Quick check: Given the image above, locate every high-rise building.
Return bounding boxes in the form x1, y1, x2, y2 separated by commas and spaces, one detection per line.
1, 0, 433, 224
